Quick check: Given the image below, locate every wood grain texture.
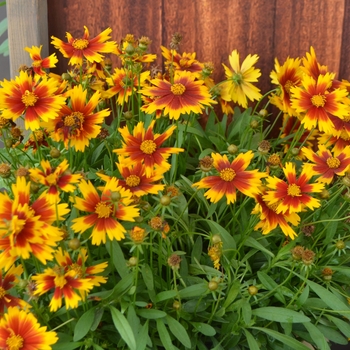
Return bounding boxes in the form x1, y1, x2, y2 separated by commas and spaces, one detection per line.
7, 0, 48, 78
47, 0, 349, 95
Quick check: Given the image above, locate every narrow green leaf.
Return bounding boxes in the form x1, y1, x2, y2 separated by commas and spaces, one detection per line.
73, 307, 96, 341
303, 322, 330, 350
203, 219, 236, 251
251, 327, 310, 350
156, 319, 175, 350
52, 343, 84, 350
258, 271, 286, 304
155, 290, 178, 303
178, 283, 208, 298
191, 236, 202, 264
191, 322, 216, 336
141, 264, 154, 291
137, 309, 167, 319
110, 306, 137, 350
90, 308, 104, 331
244, 236, 274, 258
106, 273, 133, 301
317, 324, 348, 345
327, 315, 350, 338
243, 329, 260, 350
223, 280, 240, 308
252, 307, 310, 323
241, 300, 252, 325
307, 280, 350, 319
106, 240, 128, 278
297, 285, 309, 307
166, 315, 191, 348
136, 320, 150, 350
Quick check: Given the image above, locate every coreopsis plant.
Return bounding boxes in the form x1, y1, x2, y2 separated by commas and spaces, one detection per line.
0, 27, 350, 350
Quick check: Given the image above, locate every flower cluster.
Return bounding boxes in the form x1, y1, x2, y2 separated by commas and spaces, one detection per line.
0, 26, 350, 349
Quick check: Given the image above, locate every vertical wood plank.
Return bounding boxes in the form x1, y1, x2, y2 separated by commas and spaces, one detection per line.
340, 0, 350, 79
7, 0, 48, 78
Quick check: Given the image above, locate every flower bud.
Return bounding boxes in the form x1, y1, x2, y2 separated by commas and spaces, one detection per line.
250, 120, 259, 129
248, 285, 258, 296
128, 256, 138, 267
111, 191, 121, 202
68, 238, 80, 250
30, 182, 40, 194
227, 144, 239, 155
160, 195, 171, 206
0, 163, 11, 178
208, 280, 219, 291
342, 177, 350, 187
211, 234, 222, 245
123, 111, 134, 120
173, 300, 181, 310
259, 109, 268, 118
50, 148, 61, 158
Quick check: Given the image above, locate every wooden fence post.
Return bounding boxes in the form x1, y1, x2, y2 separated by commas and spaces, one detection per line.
6, 0, 48, 79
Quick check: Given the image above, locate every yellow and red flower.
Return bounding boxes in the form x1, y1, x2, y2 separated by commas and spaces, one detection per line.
114, 121, 184, 177
104, 67, 150, 105
71, 178, 140, 245
0, 177, 69, 270
30, 159, 82, 203
192, 152, 267, 204
45, 84, 110, 151
302, 145, 350, 184
270, 57, 303, 116
51, 26, 117, 66
140, 70, 215, 120
0, 307, 58, 349
252, 190, 300, 240
263, 162, 324, 214
0, 265, 30, 314
221, 49, 262, 108
301, 46, 328, 80
24, 45, 58, 76
0, 71, 66, 130
290, 73, 349, 134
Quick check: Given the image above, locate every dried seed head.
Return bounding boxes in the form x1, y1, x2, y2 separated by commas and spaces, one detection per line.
199, 156, 214, 172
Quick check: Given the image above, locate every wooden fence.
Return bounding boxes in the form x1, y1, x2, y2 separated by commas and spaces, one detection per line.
7, 0, 350, 96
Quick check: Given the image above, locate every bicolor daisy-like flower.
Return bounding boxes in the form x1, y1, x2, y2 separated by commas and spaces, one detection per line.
263, 162, 325, 214
45, 84, 110, 151
290, 73, 349, 134
192, 152, 267, 204
301, 46, 328, 80
23, 129, 50, 152
140, 70, 215, 120
221, 49, 262, 108
55, 247, 107, 289
0, 265, 30, 314
109, 161, 165, 196
302, 145, 350, 184
318, 131, 350, 156
32, 265, 94, 312
24, 45, 58, 76
103, 67, 150, 105
0, 71, 66, 130
161, 46, 204, 77
0, 176, 69, 270
71, 177, 140, 245
114, 120, 184, 177
270, 57, 303, 116
0, 307, 58, 349
51, 26, 117, 66
29, 159, 82, 203
252, 190, 301, 240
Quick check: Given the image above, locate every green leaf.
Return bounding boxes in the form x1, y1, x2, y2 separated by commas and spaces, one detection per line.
136, 320, 150, 350
251, 327, 310, 350
252, 307, 310, 323
191, 236, 203, 265
244, 236, 274, 258
303, 322, 330, 350
191, 322, 216, 336
243, 329, 260, 350
317, 324, 348, 345
52, 343, 84, 350
110, 306, 137, 350
223, 280, 240, 308
297, 285, 309, 307
141, 264, 154, 291
73, 307, 96, 341
156, 319, 175, 350
90, 308, 104, 331
178, 283, 208, 298
106, 240, 128, 278
327, 315, 350, 338
257, 271, 285, 304
166, 315, 191, 348
241, 300, 252, 325
155, 290, 178, 303
106, 273, 133, 301
306, 280, 350, 319
137, 309, 167, 319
